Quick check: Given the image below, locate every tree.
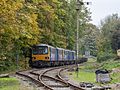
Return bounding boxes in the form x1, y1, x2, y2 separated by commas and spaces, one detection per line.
80, 23, 99, 56
0, 0, 92, 71
96, 14, 120, 62
0, 0, 40, 71
99, 14, 120, 52
64, 0, 92, 50
112, 22, 120, 51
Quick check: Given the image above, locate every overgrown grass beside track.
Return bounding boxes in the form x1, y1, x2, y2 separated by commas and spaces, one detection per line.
71, 71, 96, 83
0, 78, 19, 90
69, 58, 120, 84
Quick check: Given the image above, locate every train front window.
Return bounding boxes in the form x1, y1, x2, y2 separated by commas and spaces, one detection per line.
32, 46, 48, 54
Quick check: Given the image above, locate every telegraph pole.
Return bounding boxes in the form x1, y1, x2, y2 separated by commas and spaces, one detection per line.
76, 0, 91, 62
75, 0, 82, 78
75, 0, 91, 78
76, 0, 83, 62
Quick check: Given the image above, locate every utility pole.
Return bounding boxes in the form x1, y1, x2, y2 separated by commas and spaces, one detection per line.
75, 0, 91, 78
75, 0, 82, 78
76, 0, 83, 62
76, 0, 91, 61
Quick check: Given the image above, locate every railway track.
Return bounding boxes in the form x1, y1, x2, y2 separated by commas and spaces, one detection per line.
16, 66, 84, 90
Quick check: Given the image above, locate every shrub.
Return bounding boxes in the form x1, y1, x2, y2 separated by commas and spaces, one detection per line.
97, 52, 116, 62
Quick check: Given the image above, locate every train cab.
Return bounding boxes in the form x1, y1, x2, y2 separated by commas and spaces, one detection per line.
32, 44, 50, 61
31, 44, 50, 67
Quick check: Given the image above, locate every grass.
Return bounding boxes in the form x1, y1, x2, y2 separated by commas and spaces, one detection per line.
71, 71, 96, 83
100, 60, 120, 70
0, 77, 20, 90
69, 58, 120, 84
111, 72, 120, 83
0, 77, 36, 90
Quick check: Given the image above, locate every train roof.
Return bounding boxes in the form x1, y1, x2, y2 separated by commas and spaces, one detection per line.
71, 50, 75, 52
36, 44, 54, 48
56, 47, 64, 50
35, 44, 75, 52
56, 47, 75, 52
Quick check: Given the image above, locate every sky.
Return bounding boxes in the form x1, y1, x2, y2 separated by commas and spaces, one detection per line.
84, 0, 120, 26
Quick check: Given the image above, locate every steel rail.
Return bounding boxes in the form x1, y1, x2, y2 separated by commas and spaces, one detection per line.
38, 67, 63, 90
57, 68, 85, 90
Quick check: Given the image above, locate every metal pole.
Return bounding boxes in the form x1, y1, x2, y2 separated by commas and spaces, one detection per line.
76, 0, 91, 61
76, 10, 79, 61
75, 0, 80, 78
75, 0, 91, 78
76, 0, 80, 62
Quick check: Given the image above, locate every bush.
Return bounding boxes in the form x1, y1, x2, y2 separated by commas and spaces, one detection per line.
97, 52, 116, 62
0, 56, 29, 73
0, 60, 17, 73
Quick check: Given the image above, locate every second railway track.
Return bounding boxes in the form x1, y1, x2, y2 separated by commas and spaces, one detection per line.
16, 66, 84, 90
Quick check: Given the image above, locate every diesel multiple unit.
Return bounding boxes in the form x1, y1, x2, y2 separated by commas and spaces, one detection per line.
29, 44, 86, 67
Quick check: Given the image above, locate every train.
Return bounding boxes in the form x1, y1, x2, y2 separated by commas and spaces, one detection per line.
29, 44, 87, 68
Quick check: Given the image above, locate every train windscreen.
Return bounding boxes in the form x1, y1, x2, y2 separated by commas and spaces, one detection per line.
32, 46, 48, 55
